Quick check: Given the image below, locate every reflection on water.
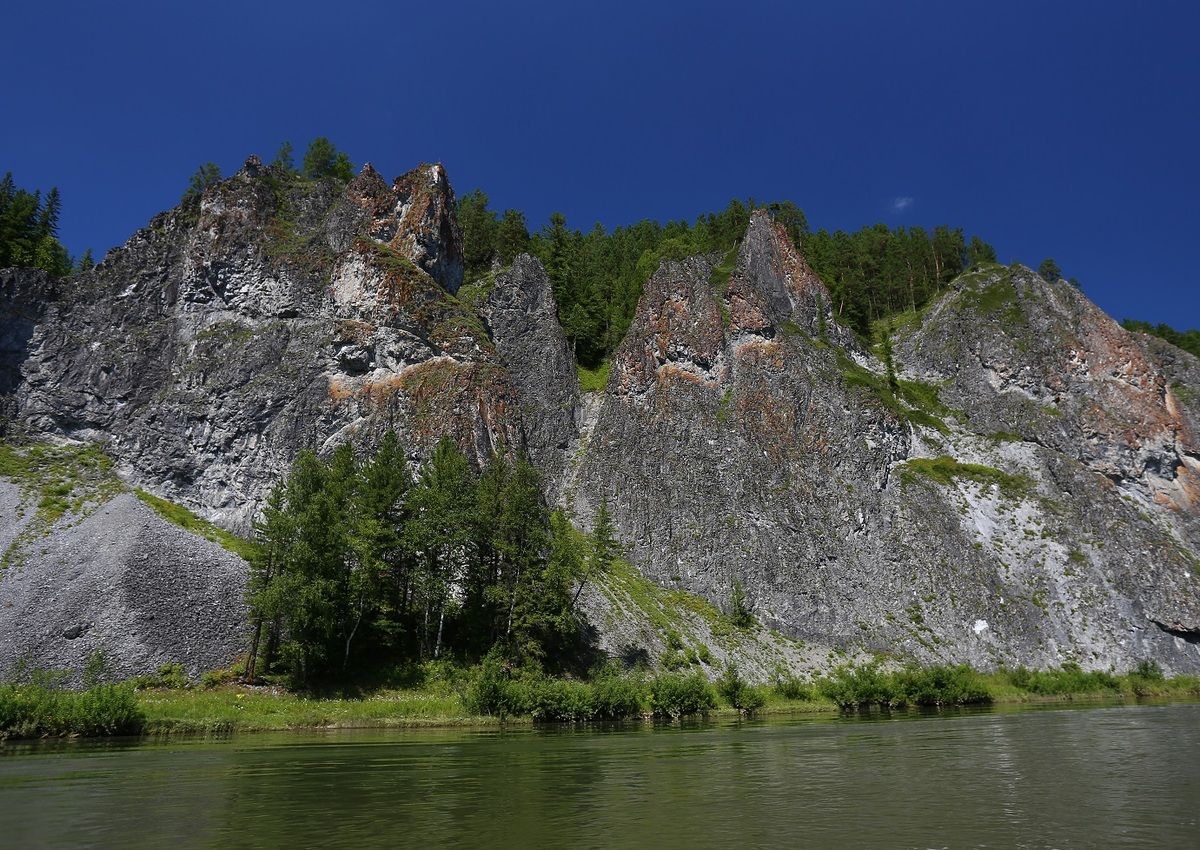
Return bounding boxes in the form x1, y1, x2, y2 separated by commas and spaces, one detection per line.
2, 703, 1198, 849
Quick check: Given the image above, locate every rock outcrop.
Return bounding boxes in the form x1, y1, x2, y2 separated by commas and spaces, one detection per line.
564, 212, 1200, 673
3, 170, 1198, 679
9, 158, 518, 531
481, 255, 581, 502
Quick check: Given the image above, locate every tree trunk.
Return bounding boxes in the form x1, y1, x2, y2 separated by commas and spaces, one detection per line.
244, 618, 263, 682
434, 603, 446, 659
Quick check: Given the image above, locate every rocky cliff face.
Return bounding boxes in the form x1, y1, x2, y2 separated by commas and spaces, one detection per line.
565, 212, 1200, 673
9, 158, 519, 531
480, 255, 580, 503
2, 171, 1198, 679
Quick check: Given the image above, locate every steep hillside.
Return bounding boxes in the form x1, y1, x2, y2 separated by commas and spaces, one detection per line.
0, 442, 247, 683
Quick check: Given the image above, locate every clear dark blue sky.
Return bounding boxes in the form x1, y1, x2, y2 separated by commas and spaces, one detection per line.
4, 0, 1196, 325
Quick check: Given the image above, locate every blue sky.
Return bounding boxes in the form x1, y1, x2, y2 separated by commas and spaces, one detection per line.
3, 0, 1196, 326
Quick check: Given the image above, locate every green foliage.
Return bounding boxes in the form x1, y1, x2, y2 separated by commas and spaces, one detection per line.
1133, 660, 1164, 681
899, 456, 1031, 498
302, 137, 354, 182
0, 677, 145, 739
1038, 257, 1063, 282
998, 663, 1119, 695
250, 434, 596, 686
818, 664, 992, 709
0, 172, 73, 276
271, 141, 297, 174
837, 353, 949, 433
1121, 319, 1200, 359
968, 235, 998, 266
716, 662, 766, 712
134, 488, 260, 561
772, 673, 816, 701
457, 196, 752, 368
805, 223, 986, 339
182, 162, 222, 203
75, 248, 95, 273
131, 662, 190, 690
648, 672, 717, 717
454, 190, 532, 282
455, 186, 1000, 363
577, 361, 610, 393
463, 661, 649, 722
728, 578, 754, 628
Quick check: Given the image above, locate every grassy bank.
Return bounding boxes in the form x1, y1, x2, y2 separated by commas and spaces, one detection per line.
139, 687, 487, 734
135, 663, 1200, 735
5, 662, 1200, 740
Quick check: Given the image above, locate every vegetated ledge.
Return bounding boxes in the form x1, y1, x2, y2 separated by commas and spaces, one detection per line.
0, 437, 259, 565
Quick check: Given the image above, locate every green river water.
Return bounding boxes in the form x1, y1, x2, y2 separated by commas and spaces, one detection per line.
2, 702, 1197, 849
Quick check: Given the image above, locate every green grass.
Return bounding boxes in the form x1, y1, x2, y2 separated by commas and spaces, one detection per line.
899, 455, 1032, 499
1, 681, 145, 739
716, 388, 734, 423
134, 489, 260, 561
577, 361, 611, 393
1171, 382, 1197, 407
0, 438, 259, 566
602, 557, 742, 655
958, 272, 1025, 327
709, 244, 738, 293
837, 354, 949, 433
139, 687, 476, 734
1, 441, 126, 568
5, 659, 1195, 739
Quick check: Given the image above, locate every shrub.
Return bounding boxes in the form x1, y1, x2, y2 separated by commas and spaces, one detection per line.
773, 674, 815, 701
0, 682, 144, 739
1133, 660, 1164, 681
1001, 663, 1120, 696
648, 672, 717, 718
728, 579, 755, 628
591, 672, 646, 719
717, 662, 766, 712
527, 678, 595, 722
894, 664, 991, 706
818, 664, 899, 708
660, 649, 687, 671
463, 659, 526, 719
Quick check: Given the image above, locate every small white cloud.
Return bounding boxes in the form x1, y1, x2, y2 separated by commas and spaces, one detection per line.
892, 196, 914, 212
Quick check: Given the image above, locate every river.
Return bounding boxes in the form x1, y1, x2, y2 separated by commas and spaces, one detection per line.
2, 702, 1197, 848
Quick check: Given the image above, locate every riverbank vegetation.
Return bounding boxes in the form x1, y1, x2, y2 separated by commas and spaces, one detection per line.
6, 659, 1199, 740
0, 665, 143, 740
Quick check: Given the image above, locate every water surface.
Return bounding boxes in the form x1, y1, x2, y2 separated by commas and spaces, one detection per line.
2, 703, 1197, 849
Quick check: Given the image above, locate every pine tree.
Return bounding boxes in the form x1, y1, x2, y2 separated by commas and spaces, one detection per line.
182, 163, 222, 202
1038, 257, 1063, 282
302, 137, 354, 182
496, 209, 531, 264
271, 141, 297, 174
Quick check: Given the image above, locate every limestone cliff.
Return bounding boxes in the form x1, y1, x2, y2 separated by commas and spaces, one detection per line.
11, 158, 517, 531
566, 212, 1200, 673
2, 171, 1199, 680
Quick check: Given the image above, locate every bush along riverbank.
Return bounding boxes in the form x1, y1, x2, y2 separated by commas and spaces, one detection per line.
0, 677, 144, 739
4, 660, 1200, 740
